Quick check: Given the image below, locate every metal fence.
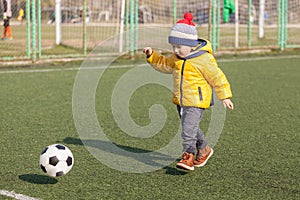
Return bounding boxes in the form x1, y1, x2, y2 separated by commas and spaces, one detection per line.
0, 0, 299, 63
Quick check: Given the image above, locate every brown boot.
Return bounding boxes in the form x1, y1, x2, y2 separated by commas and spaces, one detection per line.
6, 26, 12, 40
194, 145, 213, 167
1, 27, 7, 40
176, 152, 194, 171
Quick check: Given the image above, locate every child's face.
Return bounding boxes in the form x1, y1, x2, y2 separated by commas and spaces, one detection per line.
172, 44, 193, 58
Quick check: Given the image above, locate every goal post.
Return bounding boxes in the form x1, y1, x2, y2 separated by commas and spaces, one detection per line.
55, 0, 62, 45
258, 0, 265, 39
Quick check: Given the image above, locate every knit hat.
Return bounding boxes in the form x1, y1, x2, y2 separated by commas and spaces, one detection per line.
168, 12, 199, 47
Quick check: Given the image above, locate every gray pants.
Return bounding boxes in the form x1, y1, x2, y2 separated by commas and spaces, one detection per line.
177, 106, 208, 155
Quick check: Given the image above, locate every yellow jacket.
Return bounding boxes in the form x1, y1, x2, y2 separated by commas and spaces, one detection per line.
147, 39, 232, 108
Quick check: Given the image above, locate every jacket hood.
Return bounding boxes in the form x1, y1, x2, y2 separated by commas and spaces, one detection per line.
195, 39, 213, 54
184, 38, 213, 59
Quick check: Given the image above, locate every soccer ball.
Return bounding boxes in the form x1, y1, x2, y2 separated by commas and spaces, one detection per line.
39, 144, 74, 177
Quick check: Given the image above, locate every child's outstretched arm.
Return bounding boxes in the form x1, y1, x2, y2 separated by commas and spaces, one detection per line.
222, 99, 234, 110
143, 47, 175, 74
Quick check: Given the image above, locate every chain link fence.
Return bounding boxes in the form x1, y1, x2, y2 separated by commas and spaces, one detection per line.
0, 0, 299, 63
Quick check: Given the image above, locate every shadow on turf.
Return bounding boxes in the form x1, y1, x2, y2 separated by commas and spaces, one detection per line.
164, 166, 190, 175
19, 174, 58, 184
62, 137, 189, 175
62, 137, 157, 153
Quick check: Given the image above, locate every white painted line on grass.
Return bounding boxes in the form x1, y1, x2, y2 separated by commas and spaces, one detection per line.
219, 54, 300, 63
0, 67, 80, 74
0, 190, 41, 200
0, 64, 148, 74
0, 55, 299, 75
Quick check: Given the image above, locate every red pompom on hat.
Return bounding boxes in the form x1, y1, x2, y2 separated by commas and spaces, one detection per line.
168, 12, 199, 47
176, 12, 195, 26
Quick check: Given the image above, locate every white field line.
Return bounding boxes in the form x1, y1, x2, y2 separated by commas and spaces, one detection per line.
0, 190, 41, 200
219, 54, 300, 63
0, 55, 299, 75
0, 65, 147, 74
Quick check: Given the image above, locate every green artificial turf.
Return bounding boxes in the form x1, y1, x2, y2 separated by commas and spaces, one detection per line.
0, 55, 299, 200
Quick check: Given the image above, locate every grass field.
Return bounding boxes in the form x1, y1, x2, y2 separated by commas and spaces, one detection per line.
0, 54, 300, 200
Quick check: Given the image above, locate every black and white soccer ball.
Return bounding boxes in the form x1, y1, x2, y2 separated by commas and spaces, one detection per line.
40, 144, 74, 177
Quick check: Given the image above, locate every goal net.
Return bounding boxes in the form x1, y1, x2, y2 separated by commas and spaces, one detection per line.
0, 0, 299, 61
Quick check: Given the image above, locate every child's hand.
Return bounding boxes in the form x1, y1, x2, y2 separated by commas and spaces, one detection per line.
222, 99, 234, 110
143, 47, 153, 57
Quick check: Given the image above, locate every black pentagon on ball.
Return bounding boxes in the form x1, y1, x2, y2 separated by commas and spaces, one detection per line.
55, 144, 66, 150
49, 156, 59, 166
66, 156, 73, 166
41, 147, 48, 155
40, 164, 47, 173
56, 171, 65, 176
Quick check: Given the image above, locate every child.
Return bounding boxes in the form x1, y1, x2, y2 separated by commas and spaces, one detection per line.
17, 8, 25, 25
1, 0, 13, 40
143, 13, 234, 171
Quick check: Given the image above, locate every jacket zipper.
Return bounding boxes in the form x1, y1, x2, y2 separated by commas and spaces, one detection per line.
198, 87, 203, 101
179, 59, 186, 106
